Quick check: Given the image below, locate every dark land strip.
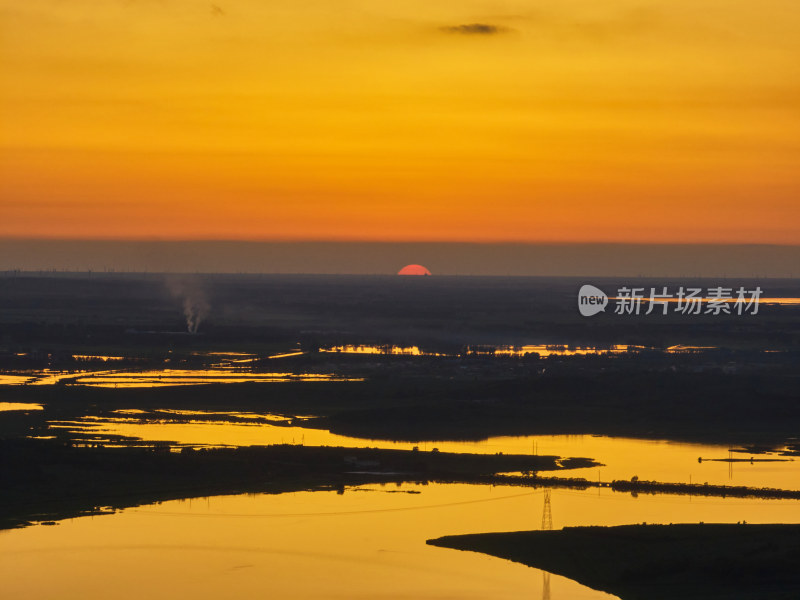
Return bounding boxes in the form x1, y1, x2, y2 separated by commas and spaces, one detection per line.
0, 439, 593, 530
428, 524, 800, 600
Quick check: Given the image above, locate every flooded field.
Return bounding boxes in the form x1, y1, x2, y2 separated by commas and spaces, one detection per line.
0, 369, 362, 388
3, 480, 799, 600
48, 413, 799, 490
0, 484, 610, 600
2, 340, 797, 392
0, 402, 43, 412
319, 343, 729, 357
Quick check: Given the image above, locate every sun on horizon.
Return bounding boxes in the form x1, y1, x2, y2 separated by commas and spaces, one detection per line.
398, 264, 432, 276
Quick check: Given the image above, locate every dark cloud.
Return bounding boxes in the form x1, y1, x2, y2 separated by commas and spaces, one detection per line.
440, 23, 511, 36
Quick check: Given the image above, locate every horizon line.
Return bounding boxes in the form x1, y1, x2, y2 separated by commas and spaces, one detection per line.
2, 238, 799, 248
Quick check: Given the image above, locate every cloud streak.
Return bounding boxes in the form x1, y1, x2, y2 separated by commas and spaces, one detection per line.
440, 23, 511, 36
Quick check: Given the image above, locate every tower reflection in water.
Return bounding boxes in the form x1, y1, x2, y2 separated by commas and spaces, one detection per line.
542, 489, 553, 600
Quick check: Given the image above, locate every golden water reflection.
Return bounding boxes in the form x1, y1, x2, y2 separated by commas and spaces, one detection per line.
321, 344, 433, 355
0, 375, 35, 385
0, 369, 362, 387
492, 345, 634, 357
0, 402, 43, 412
66, 370, 362, 388
0, 484, 620, 600
320, 344, 638, 357
3, 481, 800, 600
113, 408, 297, 422
1, 335, 796, 388
51, 415, 800, 490
317, 343, 768, 356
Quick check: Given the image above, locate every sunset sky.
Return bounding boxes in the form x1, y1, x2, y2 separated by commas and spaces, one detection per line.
1, 0, 799, 243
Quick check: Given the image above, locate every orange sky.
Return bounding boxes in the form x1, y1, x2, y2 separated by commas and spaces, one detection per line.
1, 0, 799, 243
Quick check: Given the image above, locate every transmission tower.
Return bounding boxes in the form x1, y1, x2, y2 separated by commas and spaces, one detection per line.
541, 489, 553, 531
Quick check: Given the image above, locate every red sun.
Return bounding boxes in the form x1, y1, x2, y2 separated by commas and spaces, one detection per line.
397, 264, 432, 276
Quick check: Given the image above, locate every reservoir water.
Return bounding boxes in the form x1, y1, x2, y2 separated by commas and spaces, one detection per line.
53, 414, 800, 489
4, 478, 800, 600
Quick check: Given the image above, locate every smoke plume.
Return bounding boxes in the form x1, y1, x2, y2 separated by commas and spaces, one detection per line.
166, 276, 210, 334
